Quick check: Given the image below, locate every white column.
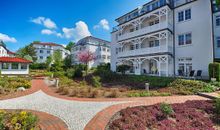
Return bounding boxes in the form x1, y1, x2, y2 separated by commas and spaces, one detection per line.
158, 61, 161, 76
166, 56, 169, 76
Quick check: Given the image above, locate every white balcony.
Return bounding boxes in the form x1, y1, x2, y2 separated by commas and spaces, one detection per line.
117, 45, 173, 58
118, 22, 170, 41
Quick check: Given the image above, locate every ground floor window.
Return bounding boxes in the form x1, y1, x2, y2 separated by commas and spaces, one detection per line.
21, 63, 27, 69
11, 63, 19, 69
178, 57, 192, 76
2, 63, 9, 69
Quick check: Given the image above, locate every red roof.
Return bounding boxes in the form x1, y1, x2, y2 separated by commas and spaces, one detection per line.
0, 57, 32, 63
33, 42, 64, 47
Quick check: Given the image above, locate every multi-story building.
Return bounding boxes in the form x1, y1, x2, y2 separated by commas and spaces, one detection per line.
111, 0, 214, 77
71, 36, 111, 68
32, 42, 70, 63
212, 0, 220, 61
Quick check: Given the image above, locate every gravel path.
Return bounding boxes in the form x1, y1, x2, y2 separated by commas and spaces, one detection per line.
0, 90, 124, 130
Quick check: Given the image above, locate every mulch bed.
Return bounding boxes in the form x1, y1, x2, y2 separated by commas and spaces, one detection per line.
106, 100, 220, 130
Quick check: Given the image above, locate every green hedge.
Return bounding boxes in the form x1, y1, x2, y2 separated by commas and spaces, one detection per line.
209, 63, 220, 81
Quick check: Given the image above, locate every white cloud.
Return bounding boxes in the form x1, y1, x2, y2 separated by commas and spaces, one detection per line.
94, 19, 110, 30
30, 17, 57, 29
0, 33, 17, 43
62, 21, 91, 41
41, 29, 54, 35
41, 29, 63, 38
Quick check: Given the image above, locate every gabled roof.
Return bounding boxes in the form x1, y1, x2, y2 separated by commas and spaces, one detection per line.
0, 41, 15, 55
32, 42, 64, 47
0, 57, 32, 63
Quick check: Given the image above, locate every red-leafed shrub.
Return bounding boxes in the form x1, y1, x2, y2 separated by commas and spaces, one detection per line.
106, 100, 217, 130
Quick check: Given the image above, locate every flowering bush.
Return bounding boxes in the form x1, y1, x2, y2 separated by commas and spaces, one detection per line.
107, 100, 216, 130
0, 110, 38, 130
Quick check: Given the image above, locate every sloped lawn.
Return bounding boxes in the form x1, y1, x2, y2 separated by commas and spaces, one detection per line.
107, 100, 220, 130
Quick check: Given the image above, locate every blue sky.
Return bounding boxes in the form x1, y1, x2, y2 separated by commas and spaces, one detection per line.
0, 0, 150, 51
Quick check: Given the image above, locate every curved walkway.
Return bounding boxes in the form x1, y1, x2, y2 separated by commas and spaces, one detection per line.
0, 77, 209, 130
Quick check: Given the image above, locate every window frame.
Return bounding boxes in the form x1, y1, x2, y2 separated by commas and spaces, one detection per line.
11, 63, 19, 70
216, 15, 220, 27
217, 37, 220, 48
21, 63, 27, 70
1, 63, 9, 70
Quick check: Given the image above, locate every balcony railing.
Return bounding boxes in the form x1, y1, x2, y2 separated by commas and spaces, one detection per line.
117, 45, 172, 57
118, 21, 169, 41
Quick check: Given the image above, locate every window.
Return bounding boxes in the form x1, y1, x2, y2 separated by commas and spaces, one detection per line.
178, 8, 191, 22
107, 49, 110, 52
178, 35, 184, 45
217, 37, 220, 48
178, 58, 192, 76
102, 55, 106, 59
149, 41, 154, 47
135, 44, 139, 49
107, 56, 111, 59
185, 9, 191, 20
40, 56, 43, 59
47, 50, 50, 54
130, 45, 134, 50
40, 50, 43, 53
178, 11, 184, 22
178, 33, 192, 46
155, 40, 159, 46
103, 47, 106, 51
116, 48, 118, 54
216, 16, 220, 26
21, 63, 27, 69
185, 33, 192, 44
11, 63, 19, 69
2, 63, 9, 69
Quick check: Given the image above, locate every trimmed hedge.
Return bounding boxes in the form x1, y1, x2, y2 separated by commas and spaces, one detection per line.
209, 62, 220, 81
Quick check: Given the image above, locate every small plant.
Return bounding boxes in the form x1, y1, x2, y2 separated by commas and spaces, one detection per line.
214, 98, 220, 115
108, 89, 120, 98
91, 76, 101, 88
0, 110, 38, 130
160, 103, 174, 117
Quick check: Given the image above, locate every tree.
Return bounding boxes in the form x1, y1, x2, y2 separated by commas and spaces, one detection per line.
23, 55, 33, 62
77, 50, 95, 77
66, 41, 75, 51
217, 0, 220, 6
17, 43, 37, 62
63, 55, 72, 69
50, 50, 63, 71
46, 56, 52, 70
117, 65, 131, 75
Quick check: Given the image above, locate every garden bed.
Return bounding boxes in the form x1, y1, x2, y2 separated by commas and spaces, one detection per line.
106, 100, 220, 130
0, 110, 39, 130
0, 76, 31, 97
54, 77, 171, 98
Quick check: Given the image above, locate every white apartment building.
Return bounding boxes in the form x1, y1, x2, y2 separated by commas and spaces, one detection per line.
71, 36, 111, 68
33, 42, 70, 63
111, 0, 215, 77
212, 0, 220, 60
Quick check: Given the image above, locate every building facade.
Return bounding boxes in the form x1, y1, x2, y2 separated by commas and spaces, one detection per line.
71, 36, 111, 68
0, 41, 15, 57
111, 0, 214, 77
212, 0, 220, 61
32, 42, 70, 63
0, 41, 31, 75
